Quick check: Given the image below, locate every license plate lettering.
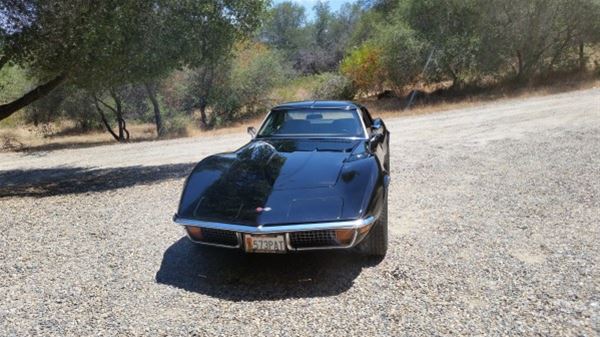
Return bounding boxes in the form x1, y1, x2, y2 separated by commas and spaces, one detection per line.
245, 234, 286, 253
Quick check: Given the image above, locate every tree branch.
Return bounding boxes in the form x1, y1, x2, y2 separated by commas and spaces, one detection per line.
0, 74, 66, 122
96, 96, 118, 115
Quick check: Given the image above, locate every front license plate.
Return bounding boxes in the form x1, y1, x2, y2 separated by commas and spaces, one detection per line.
244, 234, 287, 253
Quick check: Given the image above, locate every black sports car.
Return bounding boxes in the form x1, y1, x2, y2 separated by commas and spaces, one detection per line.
173, 101, 390, 256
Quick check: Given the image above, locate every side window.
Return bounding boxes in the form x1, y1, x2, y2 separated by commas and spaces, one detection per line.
360, 107, 373, 128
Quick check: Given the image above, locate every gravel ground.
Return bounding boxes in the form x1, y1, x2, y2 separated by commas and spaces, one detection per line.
1, 88, 599, 336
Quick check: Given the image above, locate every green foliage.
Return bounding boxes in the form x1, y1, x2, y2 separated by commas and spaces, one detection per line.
24, 88, 66, 126
373, 22, 425, 92
0, 65, 31, 105
261, 1, 363, 74
341, 44, 385, 94
356, 0, 600, 87
1, 0, 267, 89
183, 43, 292, 127
162, 113, 191, 137
402, 0, 481, 85
2, 0, 600, 139
312, 73, 356, 100
231, 46, 291, 115
270, 75, 324, 102
60, 90, 102, 131
479, 0, 600, 79
260, 2, 308, 53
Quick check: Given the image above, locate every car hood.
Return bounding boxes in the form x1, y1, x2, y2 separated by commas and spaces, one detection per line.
178, 138, 379, 226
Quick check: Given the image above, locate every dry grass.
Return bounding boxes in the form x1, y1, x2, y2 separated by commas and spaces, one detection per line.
365, 74, 600, 119
1, 74, 598, 153
0, 123, 157, 153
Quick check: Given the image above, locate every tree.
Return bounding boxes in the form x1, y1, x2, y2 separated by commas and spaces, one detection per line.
230, 44, 290, 115
373, 22, 425, 92
293, 2, 364, 74
184, 57, 234, 128
480, 0, 600, 80
183, 43, 290, 128
93, 89, 130, 142
0, 0, 266, 124
402, 0, 481, 87
341, 44, 386, 95
260, 2, 307, 53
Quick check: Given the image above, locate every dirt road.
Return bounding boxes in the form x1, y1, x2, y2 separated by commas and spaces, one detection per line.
1, 88, 599, 336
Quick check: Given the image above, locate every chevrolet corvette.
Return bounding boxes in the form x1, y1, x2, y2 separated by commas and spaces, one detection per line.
173, 101, 390, 256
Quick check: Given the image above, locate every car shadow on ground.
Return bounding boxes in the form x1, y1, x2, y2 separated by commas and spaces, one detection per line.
155, 237, 382, 301
0, 163, 195, 198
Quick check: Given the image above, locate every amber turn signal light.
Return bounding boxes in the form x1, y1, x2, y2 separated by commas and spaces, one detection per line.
186, 226, 203, 240
334, 229, 354, 245
358, 224, 373, 235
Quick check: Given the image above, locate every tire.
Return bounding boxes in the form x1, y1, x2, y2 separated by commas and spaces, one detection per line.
357, 193, 388, 257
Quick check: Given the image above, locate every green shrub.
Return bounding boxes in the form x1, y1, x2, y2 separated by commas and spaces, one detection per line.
312, 73, 356, 100
0, 65, 31, 105
60, 89, 103, 131
341, 44, 385, 95
162, 113, 190, 137
374, 22, 425, 92
231, 45, 292, 117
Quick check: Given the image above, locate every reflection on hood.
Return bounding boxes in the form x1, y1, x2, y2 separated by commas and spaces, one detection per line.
178, 138, 376, 226
192, 141, 286, 223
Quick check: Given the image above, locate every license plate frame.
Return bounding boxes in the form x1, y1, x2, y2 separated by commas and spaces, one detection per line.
244, 234, 287, 253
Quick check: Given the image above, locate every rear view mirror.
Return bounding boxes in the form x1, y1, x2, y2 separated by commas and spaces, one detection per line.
247, 126, 257, 138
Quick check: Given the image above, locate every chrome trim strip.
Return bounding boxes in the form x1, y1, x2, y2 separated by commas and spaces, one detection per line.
174, 214, 377, 234
356, 107, 370, 141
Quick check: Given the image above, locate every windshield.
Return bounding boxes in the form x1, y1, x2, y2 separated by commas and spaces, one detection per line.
257, 109, 364, 138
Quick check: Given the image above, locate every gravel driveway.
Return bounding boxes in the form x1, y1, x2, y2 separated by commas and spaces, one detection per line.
1, 88, 599, 336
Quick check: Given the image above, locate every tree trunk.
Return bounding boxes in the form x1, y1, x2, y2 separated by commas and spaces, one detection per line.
94, 97, 120, 141
109, 89, 129, 141
199, 96, 208, 129
579, 42, 585, 71
96, 93, 129, 143
144, 83, 163, 137
0, 74, 66, 122
516, 50, 524, 79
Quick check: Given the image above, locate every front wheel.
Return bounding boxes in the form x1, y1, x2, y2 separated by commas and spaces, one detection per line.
357, 194, 388, 257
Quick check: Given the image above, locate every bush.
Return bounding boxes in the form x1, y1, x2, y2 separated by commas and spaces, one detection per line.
0, 65, 31, 106
24, 86, 66, 126
340, 44, 385, 95
312, 73, 356, 100
60, 89, 102, 131
374, 22, 425, 92
162, 113, 190, 137
231, 44, 292, 116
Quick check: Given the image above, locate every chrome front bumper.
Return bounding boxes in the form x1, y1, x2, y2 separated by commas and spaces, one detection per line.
172, 214, 377, 251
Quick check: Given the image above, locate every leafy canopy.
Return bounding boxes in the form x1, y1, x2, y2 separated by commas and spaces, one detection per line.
1, 0, 267, 89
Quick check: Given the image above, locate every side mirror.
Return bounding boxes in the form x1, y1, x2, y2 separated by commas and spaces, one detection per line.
372, 118, 383, 130
247, 126, 257, 138
369, 132, 383, 143
368, 133, 383, 152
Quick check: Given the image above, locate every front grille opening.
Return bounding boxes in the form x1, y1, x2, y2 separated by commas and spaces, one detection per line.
289, 230, 342, 249
186, 226, 239, 247
202, 228, 239, 246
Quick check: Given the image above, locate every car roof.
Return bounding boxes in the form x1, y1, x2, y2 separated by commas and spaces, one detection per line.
272, 100, 361, 111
